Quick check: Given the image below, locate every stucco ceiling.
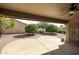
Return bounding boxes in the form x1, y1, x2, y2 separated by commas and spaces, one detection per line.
0, 3, 79, 22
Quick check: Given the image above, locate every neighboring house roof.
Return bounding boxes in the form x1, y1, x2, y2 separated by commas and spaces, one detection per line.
16, 19, 27, 25
16, 19, 65, 27
16, 19, 40, 24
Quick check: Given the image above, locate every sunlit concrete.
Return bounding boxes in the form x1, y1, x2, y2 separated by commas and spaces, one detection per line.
1, 34, 64, 55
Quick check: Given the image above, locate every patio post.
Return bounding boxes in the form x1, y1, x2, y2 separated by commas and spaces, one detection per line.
66, 19, 79, 45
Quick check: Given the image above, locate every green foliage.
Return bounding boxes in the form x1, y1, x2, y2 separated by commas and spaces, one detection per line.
45, 24, 58, 33
57, 27, 65, 33
38, 22, 48, 29
25, 24, 38, 34
0, 15, 16, 37
10, 18, 16, 28
57, 25, 65, 33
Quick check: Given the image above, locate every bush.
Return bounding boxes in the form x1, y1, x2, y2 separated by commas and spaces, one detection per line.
57, 25, 66, 33
37, 22, 48, 29
57, 27, 65, 33
25, 24, 38, 35
0, 15, 16, 37
45, 24, 58, 34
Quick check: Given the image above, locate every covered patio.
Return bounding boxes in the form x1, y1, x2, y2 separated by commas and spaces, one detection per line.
0, 3, 79, 55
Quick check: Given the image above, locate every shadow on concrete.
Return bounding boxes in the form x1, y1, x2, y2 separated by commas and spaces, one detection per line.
40, 33, 57, 36
14, 34, 35, 38
42, 42, 79, 55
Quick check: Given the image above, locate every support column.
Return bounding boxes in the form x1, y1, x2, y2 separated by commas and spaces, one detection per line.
66, 19, 79, 45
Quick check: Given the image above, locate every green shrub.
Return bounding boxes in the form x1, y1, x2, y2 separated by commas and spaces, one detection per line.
0, 15, 16, 37
37, 22, 48, 29
45, 24, 58, 34
57, 27, 65, 33
25, 24, 38, 34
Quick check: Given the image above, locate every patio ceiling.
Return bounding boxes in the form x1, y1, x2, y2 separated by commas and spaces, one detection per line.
0, 3, 79, 23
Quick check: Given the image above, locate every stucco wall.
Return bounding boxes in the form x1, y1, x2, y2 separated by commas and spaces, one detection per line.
4, 20, 26, 34
66, 19, 79, 44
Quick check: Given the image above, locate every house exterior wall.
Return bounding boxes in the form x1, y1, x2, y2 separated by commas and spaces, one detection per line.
66, 19, 79, 44
4, 21, 26, 34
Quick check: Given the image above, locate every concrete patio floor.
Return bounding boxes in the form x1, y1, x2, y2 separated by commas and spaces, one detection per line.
0, 33, 79, 55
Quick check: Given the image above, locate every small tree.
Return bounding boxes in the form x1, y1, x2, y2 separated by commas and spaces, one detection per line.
0, 15, 16, 37
38, 22, 48, 29
57, 27, 65, 33
25, 24, 38, 35
45, 24, 58, 34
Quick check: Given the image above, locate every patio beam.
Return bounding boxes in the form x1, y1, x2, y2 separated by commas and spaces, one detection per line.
0, 8, 68, 24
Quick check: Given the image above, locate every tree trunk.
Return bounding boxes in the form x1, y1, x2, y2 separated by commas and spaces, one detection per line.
0, 30, 2, 37
32, 33, 34, 35
51, 32, 52, 34
0, 32, 2, 37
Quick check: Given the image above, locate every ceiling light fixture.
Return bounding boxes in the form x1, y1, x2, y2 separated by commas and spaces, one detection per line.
69, 11, 75, 16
